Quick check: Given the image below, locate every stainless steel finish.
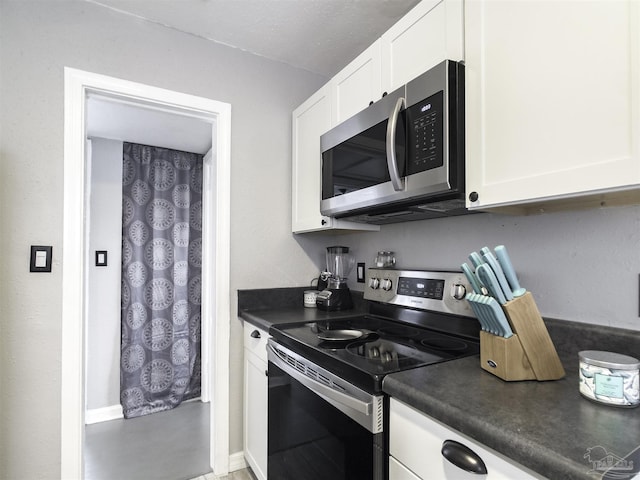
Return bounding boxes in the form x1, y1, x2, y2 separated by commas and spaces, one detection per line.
268, 340, 384, 434
450, 283, 467, 300
386, 96, 406, 191
320, 88, 404, 152
364, 268, 475, 318
321, 60, 460, 218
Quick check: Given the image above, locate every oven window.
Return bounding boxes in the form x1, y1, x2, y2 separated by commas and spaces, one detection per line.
268, 362, 380, 480
321, 114, 406, 200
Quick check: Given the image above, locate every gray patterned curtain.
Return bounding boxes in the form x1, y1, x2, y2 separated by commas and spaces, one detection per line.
120, 142, 203, 419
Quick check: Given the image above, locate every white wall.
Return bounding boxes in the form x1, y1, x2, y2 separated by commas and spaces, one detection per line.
86, 138, 123, 412
0, 2, 328, 478
340, 205, 640, 331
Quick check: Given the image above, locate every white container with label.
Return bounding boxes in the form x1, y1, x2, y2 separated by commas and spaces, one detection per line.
303, 290, 318, 308
579, 350, 640, 408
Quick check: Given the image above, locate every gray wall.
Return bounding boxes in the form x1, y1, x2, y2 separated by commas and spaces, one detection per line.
0, 2, 328, 477
86, 138, 123, 412
340, 205, 640, 331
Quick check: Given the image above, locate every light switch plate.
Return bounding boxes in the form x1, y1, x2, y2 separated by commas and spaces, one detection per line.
95, 250, 108, 267
30, 245, 52, 272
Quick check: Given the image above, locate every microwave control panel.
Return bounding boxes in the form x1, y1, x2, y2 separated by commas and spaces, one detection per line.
406, 90, 444, 175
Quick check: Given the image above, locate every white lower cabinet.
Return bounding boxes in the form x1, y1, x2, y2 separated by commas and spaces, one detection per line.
389, 398, 543, 480
389, 456, 422, 480
243, 324, 269, 480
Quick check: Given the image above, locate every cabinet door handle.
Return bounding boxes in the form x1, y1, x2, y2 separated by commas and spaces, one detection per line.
441, 439, 488, 475
250, 330, 261, 339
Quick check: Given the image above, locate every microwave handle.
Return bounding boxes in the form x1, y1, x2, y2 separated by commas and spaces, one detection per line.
386, 96, 406, 191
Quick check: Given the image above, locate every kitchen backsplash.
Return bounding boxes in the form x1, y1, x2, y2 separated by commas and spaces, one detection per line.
322, 204, 640, 331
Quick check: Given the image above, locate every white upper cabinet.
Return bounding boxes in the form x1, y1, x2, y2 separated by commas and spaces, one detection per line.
465, 0, 640, 211
291, 0, 464, 233
291, 85, 380, 233
381, 0, 464, 93
332, 40, 383, 125
292, 85, 333, 233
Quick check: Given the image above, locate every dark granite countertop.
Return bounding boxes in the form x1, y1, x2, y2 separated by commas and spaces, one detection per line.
238, 286, 367, 331
383, 320, 640, 480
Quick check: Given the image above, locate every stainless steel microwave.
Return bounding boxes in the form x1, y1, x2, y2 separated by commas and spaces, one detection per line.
320, 60, 467, 224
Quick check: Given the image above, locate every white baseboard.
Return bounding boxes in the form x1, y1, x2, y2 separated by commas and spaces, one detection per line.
228, 452, 248, 472
85, 404, 123, 424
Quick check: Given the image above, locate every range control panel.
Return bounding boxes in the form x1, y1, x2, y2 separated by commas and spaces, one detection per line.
364, 268, 474, 318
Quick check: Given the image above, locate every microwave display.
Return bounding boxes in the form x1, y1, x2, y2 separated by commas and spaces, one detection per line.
406, 90, 444, 176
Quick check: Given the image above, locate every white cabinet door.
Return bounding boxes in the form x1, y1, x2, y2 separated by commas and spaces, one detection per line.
389, 398, 542, 480
291, 85, 380, 233
332, 40, 383, 125
243, 325, 268, 480
291, 85, 333, 233
465, 0, 640, 211
389, 456, 421, 480
381, 0, 464, 93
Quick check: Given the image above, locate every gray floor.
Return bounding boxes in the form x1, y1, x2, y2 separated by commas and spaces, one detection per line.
191, 468, 257, 480
85, 400, 211, 480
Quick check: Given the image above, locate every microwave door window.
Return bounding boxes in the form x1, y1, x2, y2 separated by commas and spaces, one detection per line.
322, 116, 405, 200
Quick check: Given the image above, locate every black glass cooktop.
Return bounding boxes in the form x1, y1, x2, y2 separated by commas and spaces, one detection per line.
270, 315, 479, 393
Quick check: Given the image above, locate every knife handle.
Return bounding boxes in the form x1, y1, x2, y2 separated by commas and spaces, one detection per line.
461, 263, 483, 294
494, 245, 526, 297
468, 252, 484, 269
481, 251, 514, 302
477, 264, 507, 305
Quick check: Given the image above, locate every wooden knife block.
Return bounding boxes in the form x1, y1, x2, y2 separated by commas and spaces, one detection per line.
479, 292, 565, 381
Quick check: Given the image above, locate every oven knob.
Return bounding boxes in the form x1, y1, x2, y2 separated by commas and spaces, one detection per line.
451, 283, 467, 300
368, 277, 380, 289
381, 278, 393, 291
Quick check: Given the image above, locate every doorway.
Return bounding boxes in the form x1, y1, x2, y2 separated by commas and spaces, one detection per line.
61, 68, 232, 478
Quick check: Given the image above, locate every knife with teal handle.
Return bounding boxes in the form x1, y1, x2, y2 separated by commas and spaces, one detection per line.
468, 251, 484, 269
484, 296, 513, 338
480, 247, 514, 302
466, 293, 498, 334
494, 245, 526, 297
461, 263, 483, 295
476, 263, 507, 305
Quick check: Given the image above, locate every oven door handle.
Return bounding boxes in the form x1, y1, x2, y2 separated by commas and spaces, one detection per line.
386, 96, 406, 192
268, 344, 373, 416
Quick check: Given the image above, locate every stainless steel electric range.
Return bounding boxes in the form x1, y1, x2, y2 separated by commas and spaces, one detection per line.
267, 268, 481, 480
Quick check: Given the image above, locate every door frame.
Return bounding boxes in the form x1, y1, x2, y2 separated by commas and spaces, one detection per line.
61, 67, 231, 478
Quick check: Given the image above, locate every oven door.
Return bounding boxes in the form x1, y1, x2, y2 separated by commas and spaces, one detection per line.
267, 340, 385, 480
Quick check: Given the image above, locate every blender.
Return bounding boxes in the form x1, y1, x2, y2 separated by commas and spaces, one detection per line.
316, 246, 355, 311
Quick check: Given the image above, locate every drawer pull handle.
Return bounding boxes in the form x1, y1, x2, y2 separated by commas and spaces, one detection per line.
250, 330, 261, 339
441, 439, 488, 475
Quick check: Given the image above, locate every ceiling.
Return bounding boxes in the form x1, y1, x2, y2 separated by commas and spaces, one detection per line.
87, 0, 422, 77
86, 0, 421, 154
